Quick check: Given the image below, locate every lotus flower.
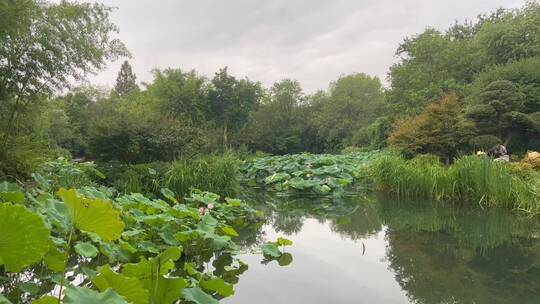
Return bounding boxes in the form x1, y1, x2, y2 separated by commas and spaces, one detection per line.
199, 207, 206, 215
207, 203, 214, 210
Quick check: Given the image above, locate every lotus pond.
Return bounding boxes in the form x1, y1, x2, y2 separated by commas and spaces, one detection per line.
2, 153, 540, 304
225, 191, 540, 304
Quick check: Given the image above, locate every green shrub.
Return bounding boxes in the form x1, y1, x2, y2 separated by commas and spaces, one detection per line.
165, 155, 240, 198
35, 157, 105, 191
468, 135, 502, 151
0, 136, 64, 180
371, 155, 540, 214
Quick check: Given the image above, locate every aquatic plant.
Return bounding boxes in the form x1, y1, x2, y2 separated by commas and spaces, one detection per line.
165, 155, 240, 199
241, 151, 387, 194
0, 177, 291, 303
371, 155, 540, 215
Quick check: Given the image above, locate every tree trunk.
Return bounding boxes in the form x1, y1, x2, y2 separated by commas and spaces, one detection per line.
223, 123, 228, 152
504, 132, 513, 146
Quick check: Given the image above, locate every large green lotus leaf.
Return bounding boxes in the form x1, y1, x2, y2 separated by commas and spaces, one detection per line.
121, 248, 185, 304
63, 286, 127, 304
153, 276, 186, 304
123, 247, 182, 279
0, 203, 49, 272
57, 188, 124, 241
0, 181, 25, 203
182, 287, 218, 304
92, 264, 149, 304
261, 243, 280, 258
74, 242, 99, 258
199, 277, 234, 297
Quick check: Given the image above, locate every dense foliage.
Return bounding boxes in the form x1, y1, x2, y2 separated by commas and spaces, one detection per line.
241, 151, 388, 195
0, 160, 292, 303
371, 154, 540, 215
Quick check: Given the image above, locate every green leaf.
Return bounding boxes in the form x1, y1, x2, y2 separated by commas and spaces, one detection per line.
278, 252, 293, 266
0, 181, 25, 204
0, 203, 49, 272
161, 188, 178, 204
32, 173, 51, 191
31, 295, 59, 304
182, 287, 219, 304
220, 226, 239, 237
92, 264, 149, 304
153, 276, 186, 304
276, 237, 293, 246
200, 277, 234, 297
122, 248, 186, 304
57, 188, 124, 241
74, 242, 99, 258
19, 282, 39, 295
44, 246, 68, 272
261, 243, 281, 258
63, 286, 128, 304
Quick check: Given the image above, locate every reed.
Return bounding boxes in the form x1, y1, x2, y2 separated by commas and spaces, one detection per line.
165, 154, 240, 198
371, 155, 540, 215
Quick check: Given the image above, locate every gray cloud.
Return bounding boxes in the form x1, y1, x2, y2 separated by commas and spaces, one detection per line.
85, 0, 523, 93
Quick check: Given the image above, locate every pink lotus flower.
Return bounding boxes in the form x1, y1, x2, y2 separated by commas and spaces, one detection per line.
207, 203, 214, 210
199, 207, 206, 215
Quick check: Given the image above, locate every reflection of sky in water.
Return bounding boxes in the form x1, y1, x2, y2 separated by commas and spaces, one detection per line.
224, 219, 409, 304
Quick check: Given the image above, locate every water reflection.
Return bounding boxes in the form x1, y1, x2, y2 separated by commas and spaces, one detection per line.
230, 191, 540, 304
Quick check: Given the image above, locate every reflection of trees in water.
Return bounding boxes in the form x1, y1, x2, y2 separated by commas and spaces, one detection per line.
242, 190, 540, 304
329, 200, 383, 240
271, 210, 305, 234
381, 200, 540, 304
386, 230, 540, 304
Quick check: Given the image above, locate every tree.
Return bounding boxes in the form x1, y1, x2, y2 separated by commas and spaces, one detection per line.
242, 79, 310, 154
209, 67, 262, 150
466, 80, 529, 146
386, 1, 540, 119
313, 73, 384, 151
144, 69, 210, 124
389, 94, 472, 163
0, 0, 128, 148
114, 61, 138, 97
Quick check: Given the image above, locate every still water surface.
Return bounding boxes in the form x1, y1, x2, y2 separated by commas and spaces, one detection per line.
225, 192, 540, 304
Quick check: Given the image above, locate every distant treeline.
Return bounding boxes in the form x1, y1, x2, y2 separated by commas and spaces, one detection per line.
2, 0, 540, 177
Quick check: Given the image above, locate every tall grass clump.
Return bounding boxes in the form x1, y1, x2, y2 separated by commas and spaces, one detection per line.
371, 155, 540, 215
102, 162, 169, 196
165, 155, 240, 198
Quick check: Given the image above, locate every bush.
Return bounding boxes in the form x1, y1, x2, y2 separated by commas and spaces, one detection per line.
165, 155, 240, 198
35, 157, 105, 191
522, 151, 540, 170
0, 136, 67, 180
468, 135, 502, 151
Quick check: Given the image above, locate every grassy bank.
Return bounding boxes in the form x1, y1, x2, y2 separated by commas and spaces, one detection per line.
99, 155, 240, 198
371, 155, 540, 215
165, 154, 240, 198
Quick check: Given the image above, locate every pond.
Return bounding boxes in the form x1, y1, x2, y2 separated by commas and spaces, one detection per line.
225, 192, 540, 304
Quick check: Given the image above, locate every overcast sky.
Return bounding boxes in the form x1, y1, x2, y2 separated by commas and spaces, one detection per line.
86, 0, 523, 93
